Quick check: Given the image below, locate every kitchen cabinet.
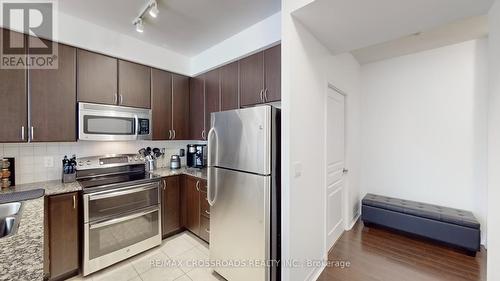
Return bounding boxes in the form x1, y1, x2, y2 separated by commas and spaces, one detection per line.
220, 61, 239, 111
172, 73, 190, 140
151, 69, 173, 140
182, 176, 210, 243
30, 42, 77, 142
161, 176, 182, 237
264, 45, 281, 102
240, 51, 264, 107
240, 44, 281, 106
189, 75, 205, 140
0, 29, 27, 142
205, 69, 220, 132
118, 60, 151, 108
184, 176, 201, 235
46, 192, 80, 280
77, 49, 118, 105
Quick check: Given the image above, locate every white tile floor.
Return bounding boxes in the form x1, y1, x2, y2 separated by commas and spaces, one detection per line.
68, 232, 225, 281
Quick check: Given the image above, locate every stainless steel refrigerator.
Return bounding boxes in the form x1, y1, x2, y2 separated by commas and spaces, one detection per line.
207, 105, 280, 281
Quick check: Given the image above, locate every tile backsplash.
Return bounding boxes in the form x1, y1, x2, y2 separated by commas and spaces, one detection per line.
0, 140, 206, 185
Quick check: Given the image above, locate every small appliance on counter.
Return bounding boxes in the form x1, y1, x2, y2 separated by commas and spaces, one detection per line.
186, 144, 207, 168
170, 155, 181, 169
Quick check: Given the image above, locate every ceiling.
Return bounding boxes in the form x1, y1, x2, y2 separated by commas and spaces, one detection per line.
352, 16, 489, 65
59, 0, 281, 57
292, 0, 494, 55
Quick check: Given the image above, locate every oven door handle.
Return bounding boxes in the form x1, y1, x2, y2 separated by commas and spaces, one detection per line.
89, 207, 158, 230
134, 114, 139, 140
89, 183, 158, 201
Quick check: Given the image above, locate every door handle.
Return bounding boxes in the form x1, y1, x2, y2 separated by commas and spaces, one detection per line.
20, 126, 25, 141
72, 194, 76, 209
89, 207, 158, 229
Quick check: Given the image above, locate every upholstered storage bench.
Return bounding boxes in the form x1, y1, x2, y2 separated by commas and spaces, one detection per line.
361, 193, 480, 256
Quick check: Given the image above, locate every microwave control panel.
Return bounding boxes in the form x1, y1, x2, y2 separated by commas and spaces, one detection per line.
138, 119, 150, 135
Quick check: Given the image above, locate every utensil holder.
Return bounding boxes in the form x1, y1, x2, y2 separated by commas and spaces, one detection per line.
62, 172, 76, 183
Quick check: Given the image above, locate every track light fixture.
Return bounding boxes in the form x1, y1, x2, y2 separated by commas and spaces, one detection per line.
132, 0, 160, 33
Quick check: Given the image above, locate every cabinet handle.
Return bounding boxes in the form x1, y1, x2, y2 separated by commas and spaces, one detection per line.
20, 126, 25, 141
119, 94, 123, 105
72, 195, 76, 209
195, 180, 200, 191
264, 88, 269, 102
205, 210, 210, 216
168, 130, 172, 139
259, 89, 264, 102
205, 228, 210, 234
30, 126, 34, 141
163, 179, 166, 190
201, 130, 205, 140
172, 130, 176, 140
113, 94, 117, 104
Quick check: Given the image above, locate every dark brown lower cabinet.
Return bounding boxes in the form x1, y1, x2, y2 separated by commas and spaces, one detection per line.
161, 176, 182, 237
181, 176, 210, 243
46, 192, 80, 281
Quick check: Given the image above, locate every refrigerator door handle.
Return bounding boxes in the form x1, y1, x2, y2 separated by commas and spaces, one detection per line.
207, 127, 218, 206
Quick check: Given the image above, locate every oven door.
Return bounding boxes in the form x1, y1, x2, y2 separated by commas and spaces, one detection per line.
79, 102, 151, 141
84, 182, 160, 223
83, 206, 161, 276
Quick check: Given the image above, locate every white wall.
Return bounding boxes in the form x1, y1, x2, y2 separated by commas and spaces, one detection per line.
281, 1, 361, 279
190, 12, 281, 76
488, 0, 500, 279
360, 39, 489, 244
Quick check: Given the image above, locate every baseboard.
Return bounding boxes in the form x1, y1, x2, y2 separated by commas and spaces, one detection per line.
346, 213, 360, 230
305, 263, 326, 281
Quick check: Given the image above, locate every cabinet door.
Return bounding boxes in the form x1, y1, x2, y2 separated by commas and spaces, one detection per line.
240, 51, 264, 107
48, 192, 79, 280
205, 69, 220, 131
199, 215, 210, 243
184, 176, 201, 235
152, 69, 172, 140
220, 61, 239, 111
264, 45, 281, 102
189, 75, 205, 140
118, 60, 151, 108
0, 29, 27, 142
30, 42, 76, 142
77, 49, 117, 105
172, 74, 190, 140
161, 176, 181, 237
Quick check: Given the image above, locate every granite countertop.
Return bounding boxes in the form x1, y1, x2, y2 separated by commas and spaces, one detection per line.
0, 197, 44, 281
151, 167, 207, 180
0, 180, 82, 196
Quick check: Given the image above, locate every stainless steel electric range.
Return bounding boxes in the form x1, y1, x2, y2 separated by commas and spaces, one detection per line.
76, 154, 161, 276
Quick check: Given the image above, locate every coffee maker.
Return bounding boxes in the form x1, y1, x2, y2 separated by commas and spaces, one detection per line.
187, 144, 207, 168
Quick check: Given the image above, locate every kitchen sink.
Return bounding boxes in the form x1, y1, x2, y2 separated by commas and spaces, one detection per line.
0, 202, 21, 217
0, 202, 22, 239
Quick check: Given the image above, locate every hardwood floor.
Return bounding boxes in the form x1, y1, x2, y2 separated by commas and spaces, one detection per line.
317, 221, 486, 281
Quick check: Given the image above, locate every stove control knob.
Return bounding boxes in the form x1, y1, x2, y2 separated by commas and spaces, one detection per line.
78, 161, 83, 166
86, 160, 92, 165
134, 156, 139, 161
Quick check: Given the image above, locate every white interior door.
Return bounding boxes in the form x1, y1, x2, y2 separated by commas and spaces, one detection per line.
325, 86, 345, 251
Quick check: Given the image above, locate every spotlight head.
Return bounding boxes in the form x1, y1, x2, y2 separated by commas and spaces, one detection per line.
135, 18, 144, 33
149, 1, 159, 18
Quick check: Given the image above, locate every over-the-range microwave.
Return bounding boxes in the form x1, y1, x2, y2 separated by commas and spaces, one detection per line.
79, 103, 152, 141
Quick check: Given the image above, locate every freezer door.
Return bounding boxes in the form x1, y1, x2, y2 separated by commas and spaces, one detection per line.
209, 167, 270, 281
208, 106, 272, 175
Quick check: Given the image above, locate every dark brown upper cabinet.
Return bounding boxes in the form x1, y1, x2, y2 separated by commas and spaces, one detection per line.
172, 73, 190, 140
0, 29, 27, 142
264, 45, 281, 103
30, 42, 77, 142
220, 61, 239, 111
240, 51, 264, 107
118, 60, 151, 108
189, 75, 205, 140
77, 49, 118, 105
151, 69, 172, 140
205, 69, 220, 132
240, 44, 281, 107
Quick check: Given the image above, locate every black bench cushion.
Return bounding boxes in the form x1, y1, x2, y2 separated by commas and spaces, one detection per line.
362, 193, 480, 229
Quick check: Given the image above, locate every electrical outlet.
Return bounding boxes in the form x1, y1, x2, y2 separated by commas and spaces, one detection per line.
44, 156, 54, 168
